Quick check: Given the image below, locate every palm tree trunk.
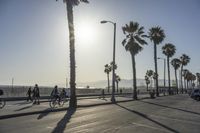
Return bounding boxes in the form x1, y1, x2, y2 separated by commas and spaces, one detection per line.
175, 69, 178, 94
107, 73, 110, 93
131, 53, 137, 100
66, 2, 77, 109
180, 65, 183, 93
167, 56, 171, 95
184, 78, 186, 93
154, 43, 159, 96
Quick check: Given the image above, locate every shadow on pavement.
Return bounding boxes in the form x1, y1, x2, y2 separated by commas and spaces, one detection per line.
37, 108, 52, 120
140, 101, 200, 116
14, 105, 33, 111
51, 108, 76, 133
116, 103, 179, 133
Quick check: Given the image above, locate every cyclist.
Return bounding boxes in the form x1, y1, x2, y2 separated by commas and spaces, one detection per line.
51, 85, 61, 104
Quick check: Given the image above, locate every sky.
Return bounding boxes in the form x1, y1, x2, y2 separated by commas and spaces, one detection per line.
0, 0, 200, 87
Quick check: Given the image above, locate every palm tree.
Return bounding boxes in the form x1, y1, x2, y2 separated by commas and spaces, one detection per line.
180, 54, 190, 93
171, 58, 181, 94
115, 74, 121, 93
196, 73, 200, 86
162, 43, 176, 95
145, 75, 150, 91
149, 27, 165, 96
146, 70, 154, 89
122, 21, 147, 99
104, 64, 112, 93
182, 69, 189, 91
56, 0, 89, 108
192, 74, 196, 89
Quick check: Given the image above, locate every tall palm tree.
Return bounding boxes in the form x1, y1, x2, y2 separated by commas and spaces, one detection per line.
171, 58, 181, 94
180, 54, 190, 93
122, 21, 147, 100
104, 64, 112, 93
149, 27, 165, 96
56, 0, 89, 108
162, 43, 176, 95
115, 74, 121, 93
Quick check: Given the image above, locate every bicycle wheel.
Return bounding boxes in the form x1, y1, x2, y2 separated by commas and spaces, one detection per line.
0, 99, 6, 109
49, 98, 57, 108
59, 97, 65, 107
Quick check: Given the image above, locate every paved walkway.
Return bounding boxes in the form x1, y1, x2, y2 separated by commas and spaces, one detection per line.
0, 94, 157, 119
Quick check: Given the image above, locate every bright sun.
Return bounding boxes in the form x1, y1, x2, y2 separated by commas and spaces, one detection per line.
76, 22, 96, 44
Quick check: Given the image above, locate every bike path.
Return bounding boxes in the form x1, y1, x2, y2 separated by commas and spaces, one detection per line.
0, 94, 152, 119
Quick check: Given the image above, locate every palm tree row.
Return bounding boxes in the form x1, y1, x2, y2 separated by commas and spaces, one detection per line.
122, 21, 198, 98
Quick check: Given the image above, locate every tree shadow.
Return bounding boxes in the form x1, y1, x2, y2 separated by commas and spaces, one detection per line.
14, 105, 33, 111
116, 103, 179, 133
140, 101, 200, 116
37, 108, 53, 120
51, 108, 76, 133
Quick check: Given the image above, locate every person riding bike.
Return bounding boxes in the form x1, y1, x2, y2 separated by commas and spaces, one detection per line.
51, 85, 61, 104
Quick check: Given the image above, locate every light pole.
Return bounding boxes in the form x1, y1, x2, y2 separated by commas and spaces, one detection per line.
101, 20, 116, 103
158, 57, 166, 87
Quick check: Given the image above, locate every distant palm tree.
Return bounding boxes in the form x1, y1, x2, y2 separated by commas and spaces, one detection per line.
56, 0, 89, 108
180, 54, 190, 93
115, 74, 121, 93
122, 21, 147, 99
145, 75, 150, 91
146, 70, 154, 89
182, 69, 189, 91
162, 43, 176, 95
104, 64, 112, 93
149, 27, 165, 96
171, 58, 181, 94
196, 73, 200, 86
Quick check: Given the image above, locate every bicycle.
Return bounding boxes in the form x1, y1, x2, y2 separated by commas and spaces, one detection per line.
0, 98, 6, 109
49, 95, 69, 108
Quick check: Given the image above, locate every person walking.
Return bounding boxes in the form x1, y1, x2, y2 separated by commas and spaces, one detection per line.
26, 87, 32, 102
33, 84, 40, 105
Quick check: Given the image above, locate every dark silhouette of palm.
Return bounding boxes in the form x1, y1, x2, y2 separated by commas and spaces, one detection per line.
56, 0, 89, 108
115, 74, 121, 93
171, 58, 181, 93
145, 76, 150, 91
149, 26, 165, 96
146, 70, 154, 89
162, 43, 176, 95
122, 21, 147, 100
196, 73, 200, 86
104, 64, 112, 93
180, 54, 190, 93
182, 69, 189, 90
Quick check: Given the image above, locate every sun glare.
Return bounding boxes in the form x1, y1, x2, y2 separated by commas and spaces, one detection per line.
76, 22, 97, 44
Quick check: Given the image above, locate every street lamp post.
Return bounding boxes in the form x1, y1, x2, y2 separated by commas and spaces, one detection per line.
101, 20, 116, 103
158, 57, 166, 87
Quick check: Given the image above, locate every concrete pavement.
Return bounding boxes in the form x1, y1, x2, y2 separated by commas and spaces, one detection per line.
0, 94, 151, 119
0, 94, 199, 133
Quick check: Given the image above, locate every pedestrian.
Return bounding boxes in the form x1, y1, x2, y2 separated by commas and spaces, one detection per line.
33, 84, 40, 105
26, 87, 32, 102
